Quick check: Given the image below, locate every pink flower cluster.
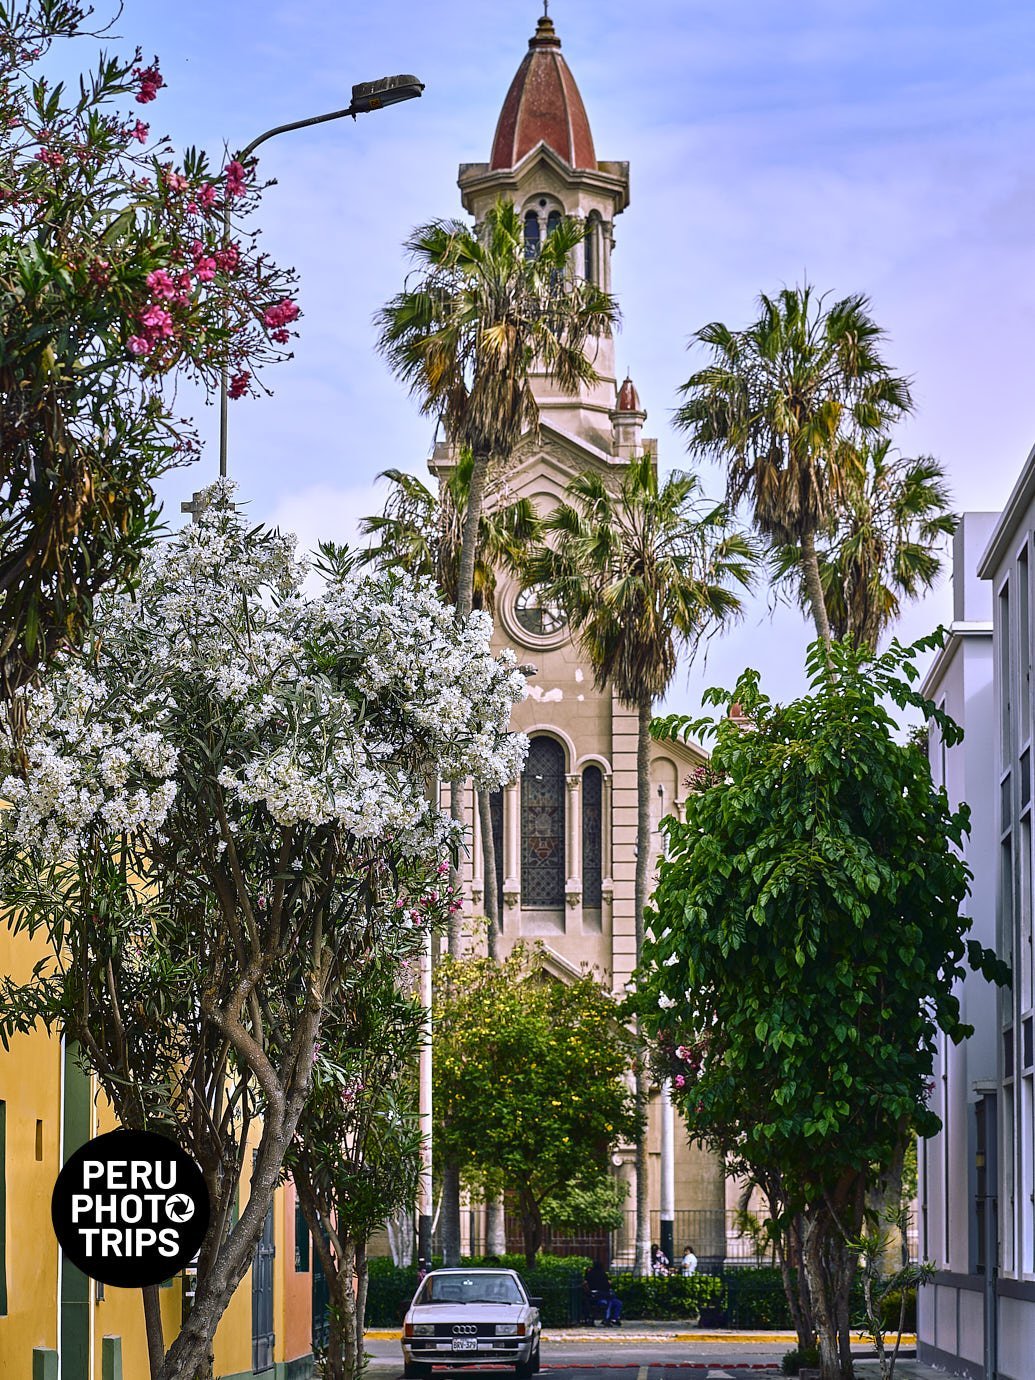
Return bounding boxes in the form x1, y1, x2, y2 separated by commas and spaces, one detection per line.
134, 61, 164, 105
34, 147, 64, 167
228, 371, 251, 399
224, 160, 247, 199
263, 298, 300, 343
128, 119, 149, 144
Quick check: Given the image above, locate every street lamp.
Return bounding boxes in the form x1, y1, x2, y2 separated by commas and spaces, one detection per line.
215, 73, 425, 478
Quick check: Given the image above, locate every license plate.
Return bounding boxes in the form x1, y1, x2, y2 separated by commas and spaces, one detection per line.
451, 1338, 478, 1352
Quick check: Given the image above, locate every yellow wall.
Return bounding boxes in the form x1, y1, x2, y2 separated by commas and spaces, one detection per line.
0, 920, 317, 1378
0, 920, 62, 1373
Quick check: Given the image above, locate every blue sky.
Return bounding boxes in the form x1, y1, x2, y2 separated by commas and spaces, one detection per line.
93, 1, 1035, 713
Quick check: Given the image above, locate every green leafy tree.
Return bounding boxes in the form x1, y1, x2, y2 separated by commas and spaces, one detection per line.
434, 943, 641, 1268
772, 440, 956, 649
526, 451, 754, 1273
674, 285, 913, 644
0, 2, 298, 711
634, 633, 1008, 1380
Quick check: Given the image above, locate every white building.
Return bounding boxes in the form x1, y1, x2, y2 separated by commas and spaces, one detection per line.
920, 445, 1035, 1377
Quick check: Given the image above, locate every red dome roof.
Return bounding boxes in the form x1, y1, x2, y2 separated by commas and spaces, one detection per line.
616, 375, 642, 412
489, 16, 597, 172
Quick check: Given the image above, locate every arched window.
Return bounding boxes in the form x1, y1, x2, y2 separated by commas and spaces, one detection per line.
582, 765, 603, 908
546, 209, 562, 239
523, 210, 541, 260
583, 211, 601, 284
521, 737, 565, 907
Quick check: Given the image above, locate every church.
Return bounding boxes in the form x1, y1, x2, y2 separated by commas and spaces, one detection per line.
436, 9, 730, 1264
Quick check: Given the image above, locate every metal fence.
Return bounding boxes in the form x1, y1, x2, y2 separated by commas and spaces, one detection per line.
440, 1206, 919, 1269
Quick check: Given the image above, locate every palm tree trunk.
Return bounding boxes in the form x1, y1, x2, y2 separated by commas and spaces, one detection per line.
478, 788, 499, 959
455, 451, 490, 622
634, 692, 654, 1276
800, 530, 833, 645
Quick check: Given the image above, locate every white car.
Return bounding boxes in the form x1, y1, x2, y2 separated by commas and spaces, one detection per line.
401, 1267, 542, 1377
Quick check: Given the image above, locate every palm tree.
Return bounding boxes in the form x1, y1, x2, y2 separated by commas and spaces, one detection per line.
376, 198, 617, 624
527, 451, 755, 1275
674, 284, 913, 644
358, 454, 539, 617
771, 440, 957, 649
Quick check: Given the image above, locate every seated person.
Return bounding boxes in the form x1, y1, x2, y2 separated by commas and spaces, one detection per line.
583, 1259, 623, 1327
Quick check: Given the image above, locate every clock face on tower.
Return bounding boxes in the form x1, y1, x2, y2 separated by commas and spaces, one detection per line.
513, 583, 567, 639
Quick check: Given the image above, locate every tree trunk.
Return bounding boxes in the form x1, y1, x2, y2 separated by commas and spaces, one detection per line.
520, 1191, 543, 1270
478, 787, 499, 959
455, 452, 490, 623
441, 1157, 462, 1266
801, 1201, 858, 1380
448, 781, 465, 959
156, 1016, 319, 1380
633, 693, 654, 1276
800, 530, 833, 645
141, 1283, 166, 1379
355, 1239, 370, 1378
774, 1214, 814, 1356
486, 1193, 508, 1257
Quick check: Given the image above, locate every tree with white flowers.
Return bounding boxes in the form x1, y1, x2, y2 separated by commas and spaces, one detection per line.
0, 483, 527, 1380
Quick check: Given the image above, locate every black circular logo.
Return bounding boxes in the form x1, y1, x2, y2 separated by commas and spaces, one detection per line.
51, 1129, 210, 1287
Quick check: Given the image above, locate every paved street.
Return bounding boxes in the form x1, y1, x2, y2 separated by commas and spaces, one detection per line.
366, 1329, 926, 1378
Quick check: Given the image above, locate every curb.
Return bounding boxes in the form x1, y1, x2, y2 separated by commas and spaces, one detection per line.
365, 1328, 917, 1346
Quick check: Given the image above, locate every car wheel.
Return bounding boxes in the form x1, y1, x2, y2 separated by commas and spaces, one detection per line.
515, 1340, 540, 1378
404, 1362, 432, 1378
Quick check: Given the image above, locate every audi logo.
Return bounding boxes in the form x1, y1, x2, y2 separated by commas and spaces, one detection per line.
452, 1325, 477, 1335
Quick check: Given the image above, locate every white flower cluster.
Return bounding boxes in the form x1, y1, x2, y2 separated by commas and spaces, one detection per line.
1, 483, 527, 864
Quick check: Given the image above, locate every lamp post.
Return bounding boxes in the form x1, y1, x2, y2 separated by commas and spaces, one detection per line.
215, 74, 424, 479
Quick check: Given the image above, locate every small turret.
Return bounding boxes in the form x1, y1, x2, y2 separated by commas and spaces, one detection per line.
610, 374, 647, 459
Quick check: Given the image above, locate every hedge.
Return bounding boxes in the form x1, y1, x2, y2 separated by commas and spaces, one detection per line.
611, 1272, 722, 1321
363, 1258, 917, 1331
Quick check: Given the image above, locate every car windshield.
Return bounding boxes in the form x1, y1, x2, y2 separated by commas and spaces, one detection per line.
414, 1272, 525, 1306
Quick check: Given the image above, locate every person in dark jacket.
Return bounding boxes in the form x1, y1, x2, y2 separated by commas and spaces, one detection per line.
584, 1259, 623, 1326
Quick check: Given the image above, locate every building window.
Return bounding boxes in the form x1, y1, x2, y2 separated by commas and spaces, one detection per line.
582, 766, 603, 908
546, 209, 562, 238
583, 211, 601, 284
524, 210, 541, 260
1000, 580, 1012, 761
521, 737, 566, 907
295, 1197, 310, 1271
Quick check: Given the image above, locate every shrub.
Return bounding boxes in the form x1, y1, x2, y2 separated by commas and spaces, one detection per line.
782, 1345, 819, 1375
611, 1272, 722, 1321
878, 1285, 917, 1332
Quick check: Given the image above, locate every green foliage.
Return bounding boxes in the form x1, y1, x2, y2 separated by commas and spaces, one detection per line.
610, 1271, 722, 1321
542, 1173, 628, 1233
526, 453, 755, 709
639, 632, 1008, 1372
0, 4, 297, 698
640, 633, 1008, 1200
433, 944, 640, 1260
358, 454, 540, 613
771, 439, 957, 649
783, 1345, 820, 1375
365, 1255, 593, 1328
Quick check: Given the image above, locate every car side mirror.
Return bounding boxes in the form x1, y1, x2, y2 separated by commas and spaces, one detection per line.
530, 1297, 543, 1308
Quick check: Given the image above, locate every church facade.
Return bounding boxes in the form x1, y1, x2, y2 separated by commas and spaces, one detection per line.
436, 12, 729, 1262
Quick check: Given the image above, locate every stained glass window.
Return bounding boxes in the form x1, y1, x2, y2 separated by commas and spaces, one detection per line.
582, 765, 603, 908
524, 210, 541, 260
521, 737, 565, 907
